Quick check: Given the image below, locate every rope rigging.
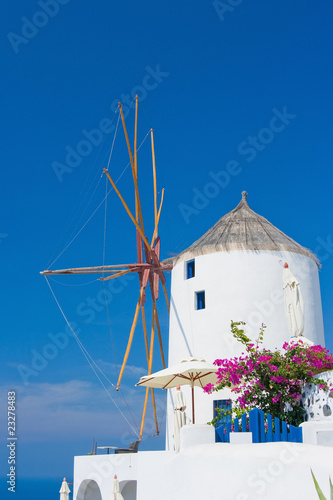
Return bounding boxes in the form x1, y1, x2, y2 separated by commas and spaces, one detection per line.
42, 97, 172, 440
48, 123, 152, 270
45, 276, 140, 437
46, 276, 100, 287
47, 111, 120, 269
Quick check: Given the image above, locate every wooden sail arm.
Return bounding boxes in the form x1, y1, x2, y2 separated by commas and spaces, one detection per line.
153, 237, 160, 300
136, 229, 144, 287
151, 129, 158, 233
154, 306, 166, 369
148, 240, 170, 308
103, 168, 151, 252
116, 287, 145, 390
118, 103, 146, 235
40, 263, 172, 276
40, 266, 131, 275
98, 264, 163, 283
139, 304, 159, 439
150, 190, 165, 249
147, 273, 166, 368
143, 241, 163, 273
134, 96, 139, 207
116, 268, 150, 390
99, 269, 135, 281
150, 126, 164, 247
139, 387, 150, 441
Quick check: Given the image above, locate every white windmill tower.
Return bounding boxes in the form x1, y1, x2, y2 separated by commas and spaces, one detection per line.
166, 191, 325, 448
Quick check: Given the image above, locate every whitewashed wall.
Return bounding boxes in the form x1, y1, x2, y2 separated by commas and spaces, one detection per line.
74, 454, 138, 500
166, 249, 324, 450
74, 443, 333, 500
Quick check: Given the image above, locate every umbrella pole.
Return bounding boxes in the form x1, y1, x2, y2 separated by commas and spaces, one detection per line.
192, 385, 195, 424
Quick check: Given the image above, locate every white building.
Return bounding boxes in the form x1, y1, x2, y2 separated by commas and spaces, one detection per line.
73, 192, 332, 500
166, 191, 324, 446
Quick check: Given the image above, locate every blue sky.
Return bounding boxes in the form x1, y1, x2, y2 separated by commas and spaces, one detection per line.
1, 0, 333, 483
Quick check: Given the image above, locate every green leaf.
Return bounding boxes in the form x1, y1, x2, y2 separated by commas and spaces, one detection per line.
330, 476, 333, 500
311, 469, 327, 500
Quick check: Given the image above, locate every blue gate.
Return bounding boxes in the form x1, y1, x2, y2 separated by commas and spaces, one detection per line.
215, 408, 303, 443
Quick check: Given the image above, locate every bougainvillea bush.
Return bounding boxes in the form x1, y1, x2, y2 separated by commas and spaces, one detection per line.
204, 321, 333, 426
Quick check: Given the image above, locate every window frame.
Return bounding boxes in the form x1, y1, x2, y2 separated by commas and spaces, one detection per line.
213, 399, 232, 428
195, 290, 205, 310
185, 259, 195, 280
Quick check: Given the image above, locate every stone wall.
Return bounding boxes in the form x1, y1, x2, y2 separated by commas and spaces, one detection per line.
302, 370, 333, 421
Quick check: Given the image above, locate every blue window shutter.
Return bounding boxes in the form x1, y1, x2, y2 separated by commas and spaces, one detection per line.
196, 290, 205, 310
186, 259, 195, 279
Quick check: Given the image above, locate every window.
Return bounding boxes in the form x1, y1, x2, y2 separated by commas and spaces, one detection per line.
195, 290, 205, 310
213, 399, 232, 442
186, 259, 195, 279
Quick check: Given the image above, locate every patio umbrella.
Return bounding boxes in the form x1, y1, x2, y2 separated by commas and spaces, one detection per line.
174, 385, 187, 452
112, 475, 124, 500
59, 478, 70, 500
283, 263, 304, 337
136, 356, 218, 423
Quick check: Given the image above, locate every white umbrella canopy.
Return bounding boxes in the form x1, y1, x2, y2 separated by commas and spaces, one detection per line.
59, 478, 70, 500
136, 356, 218, 423
112, 475, 124, 500
283, 263, 304, 337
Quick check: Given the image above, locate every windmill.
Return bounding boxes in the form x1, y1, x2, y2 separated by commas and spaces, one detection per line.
41, 96, 173, 440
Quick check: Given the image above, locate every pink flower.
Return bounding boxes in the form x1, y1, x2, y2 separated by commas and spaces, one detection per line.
208, 333, 333, 428
203, 383, 215, 394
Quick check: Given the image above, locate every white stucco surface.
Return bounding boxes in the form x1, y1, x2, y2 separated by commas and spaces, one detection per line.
166, 249, 324, 449
179, 423, 215, 449
72, 192, 330, 500
301, 420, 333, 446
74, 453, 138, 500
74, 442, 333, 500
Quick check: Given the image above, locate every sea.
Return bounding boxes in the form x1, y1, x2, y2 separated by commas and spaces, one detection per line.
1, 478, 69, 499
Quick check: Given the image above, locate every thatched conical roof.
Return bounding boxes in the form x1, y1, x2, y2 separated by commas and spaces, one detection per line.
172, 192, 319, 266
